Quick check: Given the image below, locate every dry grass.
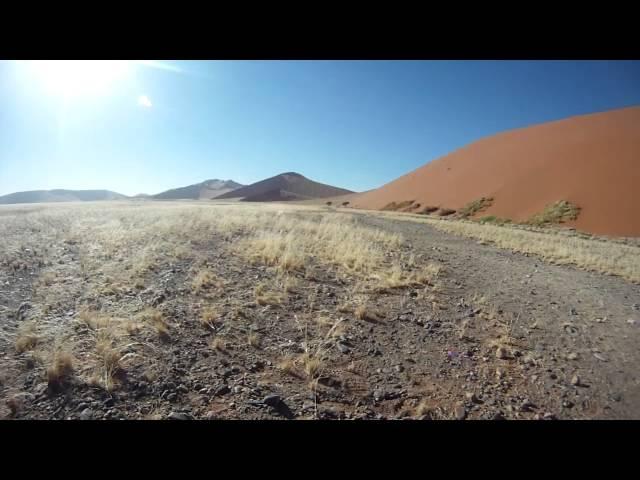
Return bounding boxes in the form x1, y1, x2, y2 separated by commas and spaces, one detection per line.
299, 352, 324, 379
192, 269, 223, 293
419, 206, 440, 215
382, 200, 415, 212
210, 337, 226, 352
255, 283, 284, 306
354, 303, 382, 322
374, 262, 443, 291
47, 350, 74, 390
248, 332, 260, 348
278, 356, 298, 376
437, 208, 457, 217
386, 214, 640, 283
458, 197, 494, 218
528, 200, 580, 226
200, 306, 221, 329
15, 321, 39, 353
140, 308, 170, 338
240, 211, 403, 277
477, 215, 512, 225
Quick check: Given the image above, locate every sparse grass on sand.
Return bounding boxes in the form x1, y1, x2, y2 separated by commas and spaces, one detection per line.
457, 197, 494, 219
527, 200, 581, 226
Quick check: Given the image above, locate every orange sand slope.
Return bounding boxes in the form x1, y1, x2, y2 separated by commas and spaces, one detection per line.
352, 106, 640, 237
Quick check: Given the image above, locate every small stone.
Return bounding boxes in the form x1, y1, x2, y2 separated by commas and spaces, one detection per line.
627, 318, 637, 325
455, 405, 467, 420
562, 400, 574, 408
394, 365, 404, 373
337, 343, 350, 354
567, 352, 579, 360
520, 400, 535, 412
465, 392, 478, 403
496, 347, 508, 360
166, 392, 178, 402
177, 384, 189, 393
570, 375, 580, 386
593, 353, 608, 362
79, 408, 93, 420
569, 308, 577, 315
167, 412, 192, 420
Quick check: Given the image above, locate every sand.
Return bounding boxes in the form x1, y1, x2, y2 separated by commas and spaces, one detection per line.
352, 106, 640, 237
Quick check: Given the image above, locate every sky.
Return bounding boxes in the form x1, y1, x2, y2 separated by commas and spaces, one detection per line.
1, 60, 639, 197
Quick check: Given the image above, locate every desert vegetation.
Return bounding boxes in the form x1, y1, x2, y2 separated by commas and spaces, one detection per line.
457, 197, 494, 219
527, 200, 581, 226
0, 201, 447, 420
1, 200, 638, 420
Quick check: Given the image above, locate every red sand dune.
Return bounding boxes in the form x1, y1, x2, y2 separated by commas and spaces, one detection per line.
352, 106, 640, 237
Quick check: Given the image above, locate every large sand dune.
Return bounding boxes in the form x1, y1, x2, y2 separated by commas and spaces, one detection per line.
353, 106, 640, 237
216, 172, 353, 202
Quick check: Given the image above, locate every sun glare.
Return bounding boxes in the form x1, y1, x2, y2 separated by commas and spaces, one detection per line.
25, 60, 131, 98
138, 95, 153, 108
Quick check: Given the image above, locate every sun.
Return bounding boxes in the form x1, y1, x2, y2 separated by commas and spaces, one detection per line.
25, 60, 132, 98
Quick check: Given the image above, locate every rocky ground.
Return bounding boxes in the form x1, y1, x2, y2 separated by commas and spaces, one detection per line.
1, 204, 638, 420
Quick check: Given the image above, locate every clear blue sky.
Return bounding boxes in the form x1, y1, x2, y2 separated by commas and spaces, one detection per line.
1, 60, 639, 196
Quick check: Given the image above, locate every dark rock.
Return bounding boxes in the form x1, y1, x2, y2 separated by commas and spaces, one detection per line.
337, 343, 350, 354
177, 384, 189, 393
520, 400, 536, 412
263, 395, 282, 408
16, 302, 32, 320
166, 392, 178, 402
215, 385, 230, 396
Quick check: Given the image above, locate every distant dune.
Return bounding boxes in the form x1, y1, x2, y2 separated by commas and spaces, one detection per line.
0, 189, 127, 205
152, 179, 243, 200
215, 172, 353, 202
352, 106, 640, 237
